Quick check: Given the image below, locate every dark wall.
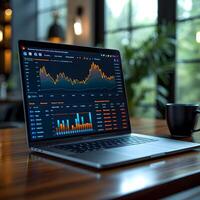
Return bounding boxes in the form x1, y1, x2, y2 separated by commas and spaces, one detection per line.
11, 0, 37, 91
156, 0, 176, 119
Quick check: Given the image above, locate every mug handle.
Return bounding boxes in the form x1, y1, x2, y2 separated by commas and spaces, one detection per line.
193, 109, 200, 132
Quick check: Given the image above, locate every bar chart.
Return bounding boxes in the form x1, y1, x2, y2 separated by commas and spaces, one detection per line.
55, 112, 93, 135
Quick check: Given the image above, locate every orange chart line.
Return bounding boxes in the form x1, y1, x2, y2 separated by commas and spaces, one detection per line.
39, 62, 115, 86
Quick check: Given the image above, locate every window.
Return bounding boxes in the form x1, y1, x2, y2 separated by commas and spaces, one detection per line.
176, 0, 200, 103
37, 0, 67, 41
105, 0, 157, 49
104, 0, 158, 118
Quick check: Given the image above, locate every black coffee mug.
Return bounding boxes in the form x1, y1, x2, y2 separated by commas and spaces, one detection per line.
166, 103, 200, 137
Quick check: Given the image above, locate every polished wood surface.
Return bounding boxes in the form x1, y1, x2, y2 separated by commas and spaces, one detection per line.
0, 119, 200, 200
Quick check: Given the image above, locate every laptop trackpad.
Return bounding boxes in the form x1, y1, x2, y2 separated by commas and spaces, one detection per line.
107, 144, 167, 157
72, 151, 133, 165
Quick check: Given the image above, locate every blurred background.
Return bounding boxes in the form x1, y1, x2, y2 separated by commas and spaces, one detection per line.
0, 0, 200, 127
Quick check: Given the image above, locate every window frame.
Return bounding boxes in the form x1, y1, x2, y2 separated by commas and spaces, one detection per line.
103, 0, 158, 45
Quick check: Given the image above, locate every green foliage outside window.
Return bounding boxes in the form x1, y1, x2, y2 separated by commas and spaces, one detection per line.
122, 26, 175, 116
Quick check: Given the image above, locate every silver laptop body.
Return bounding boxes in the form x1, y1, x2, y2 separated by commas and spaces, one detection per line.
18, 40, 200, 169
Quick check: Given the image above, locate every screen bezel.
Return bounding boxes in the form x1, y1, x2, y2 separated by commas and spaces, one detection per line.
18, 40, 132, 146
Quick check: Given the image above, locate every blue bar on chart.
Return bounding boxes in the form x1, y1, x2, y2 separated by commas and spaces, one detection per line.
55, 112, 93, 135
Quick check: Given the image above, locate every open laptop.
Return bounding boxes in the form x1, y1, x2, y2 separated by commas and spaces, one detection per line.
18, 40, 200, 169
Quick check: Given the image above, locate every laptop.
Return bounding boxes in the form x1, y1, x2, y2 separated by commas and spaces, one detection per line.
18, 40, 200, 169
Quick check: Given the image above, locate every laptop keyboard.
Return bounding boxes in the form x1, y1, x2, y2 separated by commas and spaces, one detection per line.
54, 136, 158, 154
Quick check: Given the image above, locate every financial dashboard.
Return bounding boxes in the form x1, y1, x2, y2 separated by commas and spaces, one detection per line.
19, 43, 131, 141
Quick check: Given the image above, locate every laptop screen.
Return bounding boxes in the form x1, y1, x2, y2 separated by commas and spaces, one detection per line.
19, 41, 131, 142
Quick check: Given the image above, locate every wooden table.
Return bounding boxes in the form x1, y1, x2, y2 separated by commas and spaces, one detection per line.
0, 119, 200, 200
